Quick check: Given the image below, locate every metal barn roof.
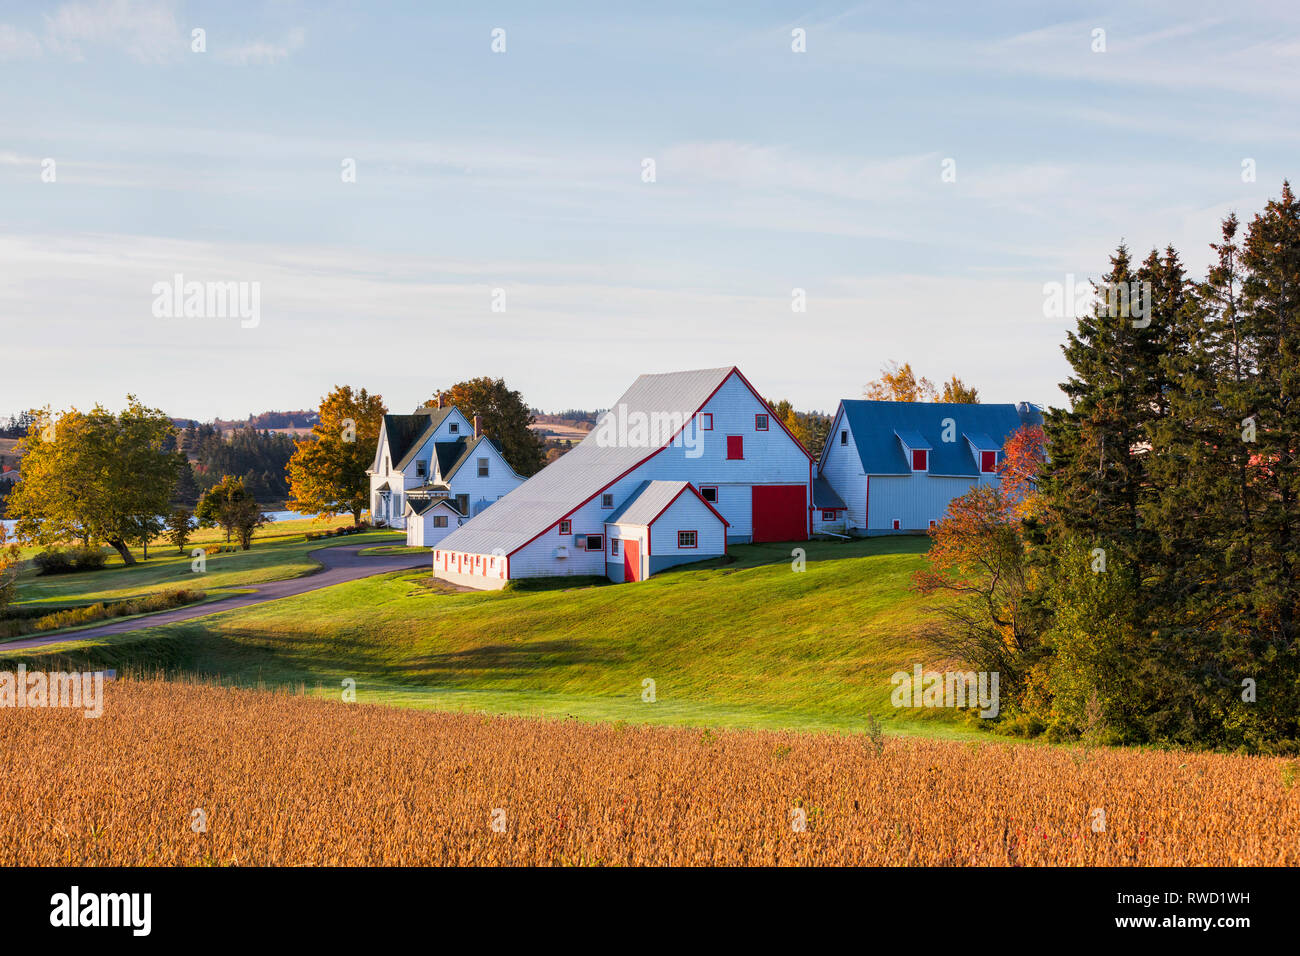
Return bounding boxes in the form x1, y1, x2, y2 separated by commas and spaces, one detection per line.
436, 367, 736, 556
841, 400, 1041, 477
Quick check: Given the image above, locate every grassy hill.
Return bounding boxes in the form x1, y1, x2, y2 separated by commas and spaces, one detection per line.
1, 535, 976, 737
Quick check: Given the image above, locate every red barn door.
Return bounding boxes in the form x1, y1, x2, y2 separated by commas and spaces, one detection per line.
751, 485, 807, 542
623, 539, 641, 582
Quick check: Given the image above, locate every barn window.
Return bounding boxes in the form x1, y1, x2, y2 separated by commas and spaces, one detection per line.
726, 436, 744, 460
601, 493, 614, 508
416, 459, 427, 478
678, 530, 697, 549
611, 538, 620, 556
980, 450, 997, 473
911, 449, 928, 471
755, 413, 769, 431
477, 457, 489, 477
559, 520, 571, 535
449, 422, 459, 434
584, 534, 604, 552
892, 519, 901, 530
929, 519, 937, 528
433, 515, 448, 528
840, 430, 847, 446
699, 413, 713, 431
822, 510, 836, 521
699, 485, 718, 503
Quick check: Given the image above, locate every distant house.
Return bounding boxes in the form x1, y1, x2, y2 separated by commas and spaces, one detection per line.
367, 402, 526, 546
433, 366, 813, 589
819, 400, 1042, 534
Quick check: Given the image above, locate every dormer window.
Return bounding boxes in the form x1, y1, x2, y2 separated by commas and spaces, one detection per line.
981, 450, 997, 473
912, 449, 928, 471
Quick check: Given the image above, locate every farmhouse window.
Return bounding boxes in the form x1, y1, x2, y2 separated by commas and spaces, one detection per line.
477, 457, 489, 477
434, 515, 448, 528
416, 459, 427, 478
822, 510, 836, 521
699, 485, 718, 503
699, 413, 713, 431
559, 520, 571, 535
602, 493, 614, 508
611, 538, 620, 556
585, 534, 604, 552
449, 422, 459, 434
755, 413, 769, 431
980, 450, 997, 473
726, 435, 743, 460
678, 530, 697, 549
911, 449, 928, 471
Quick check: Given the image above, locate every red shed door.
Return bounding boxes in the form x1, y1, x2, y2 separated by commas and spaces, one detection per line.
751, 485, 807, 542
623, 539, 641, 582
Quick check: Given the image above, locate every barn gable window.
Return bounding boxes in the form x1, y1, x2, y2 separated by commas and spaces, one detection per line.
601, 493, 614, 508
840, 430, 848, 446
726, 436, 744, 460
699, 485, 718, 503
699, 413, 713, 431
755, 413, 769, 431
559, 520, 572, 535
678, 530, 697, 549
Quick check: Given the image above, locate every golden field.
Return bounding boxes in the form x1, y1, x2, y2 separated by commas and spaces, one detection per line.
1, 679, 1296, 866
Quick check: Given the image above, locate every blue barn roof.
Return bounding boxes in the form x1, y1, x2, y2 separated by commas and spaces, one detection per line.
839, 400, 1042, 477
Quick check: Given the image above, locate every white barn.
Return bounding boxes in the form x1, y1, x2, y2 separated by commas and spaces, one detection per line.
367, 403, 526, 545
604, 480, 729, 583
433, 366, 813, 588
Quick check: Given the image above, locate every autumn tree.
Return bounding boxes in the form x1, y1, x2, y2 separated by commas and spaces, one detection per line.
0, 525, 19, 616
197, 475, 252, 543
428, 378, 547, 476
864, 361, 938, 402
7, 398, 182, 566
766, 398, 831, 457
286, 386, 386, 525
940, 376, 980, 404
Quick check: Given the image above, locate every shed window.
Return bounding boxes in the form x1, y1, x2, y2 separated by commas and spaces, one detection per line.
678, 530, 697, 549
559, 520, 571, 535
699, 485, 718, 503
980, 450, 997, 473
911, 449, 928, 471
611, 538, 620, 556
601, 493, 614, 508
755, 413, 769, 431
433, 515, 448, 528
477, 457, 489, 477
726, 436, 743, 460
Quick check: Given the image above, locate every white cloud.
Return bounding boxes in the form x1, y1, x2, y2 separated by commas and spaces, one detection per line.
215, 27, 305, 66
41, 0, 183, 64
0, 23, 42, 60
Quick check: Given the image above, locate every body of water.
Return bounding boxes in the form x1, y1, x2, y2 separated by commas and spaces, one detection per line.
1, 510, 320, 537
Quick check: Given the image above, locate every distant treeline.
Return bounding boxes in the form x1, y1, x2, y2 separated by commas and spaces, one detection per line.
174, 422, 297, 505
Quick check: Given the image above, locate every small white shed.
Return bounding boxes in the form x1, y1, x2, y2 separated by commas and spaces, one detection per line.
604, 480, 728, 583
406, 498, 464, 547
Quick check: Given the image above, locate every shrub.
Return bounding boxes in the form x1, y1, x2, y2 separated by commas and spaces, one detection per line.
32, 547, 108, 575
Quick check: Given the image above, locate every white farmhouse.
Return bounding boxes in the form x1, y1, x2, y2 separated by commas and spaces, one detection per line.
367, 402, 526, 547
433, 366, 813, 588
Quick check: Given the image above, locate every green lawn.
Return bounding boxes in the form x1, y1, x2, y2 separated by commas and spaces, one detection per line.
10, 520, 404, 608
1, 535, 978, 737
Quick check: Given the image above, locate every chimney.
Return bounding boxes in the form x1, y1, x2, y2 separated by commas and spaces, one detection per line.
473, 415, 481, 439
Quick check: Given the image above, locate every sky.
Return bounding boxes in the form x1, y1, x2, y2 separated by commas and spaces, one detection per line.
2, 0, 1299, 420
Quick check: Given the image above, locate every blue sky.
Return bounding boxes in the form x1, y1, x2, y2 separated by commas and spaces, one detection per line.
3, 0, 1298, 420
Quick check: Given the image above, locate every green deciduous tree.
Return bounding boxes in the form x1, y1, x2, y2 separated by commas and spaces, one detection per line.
428, 378, 547, 476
